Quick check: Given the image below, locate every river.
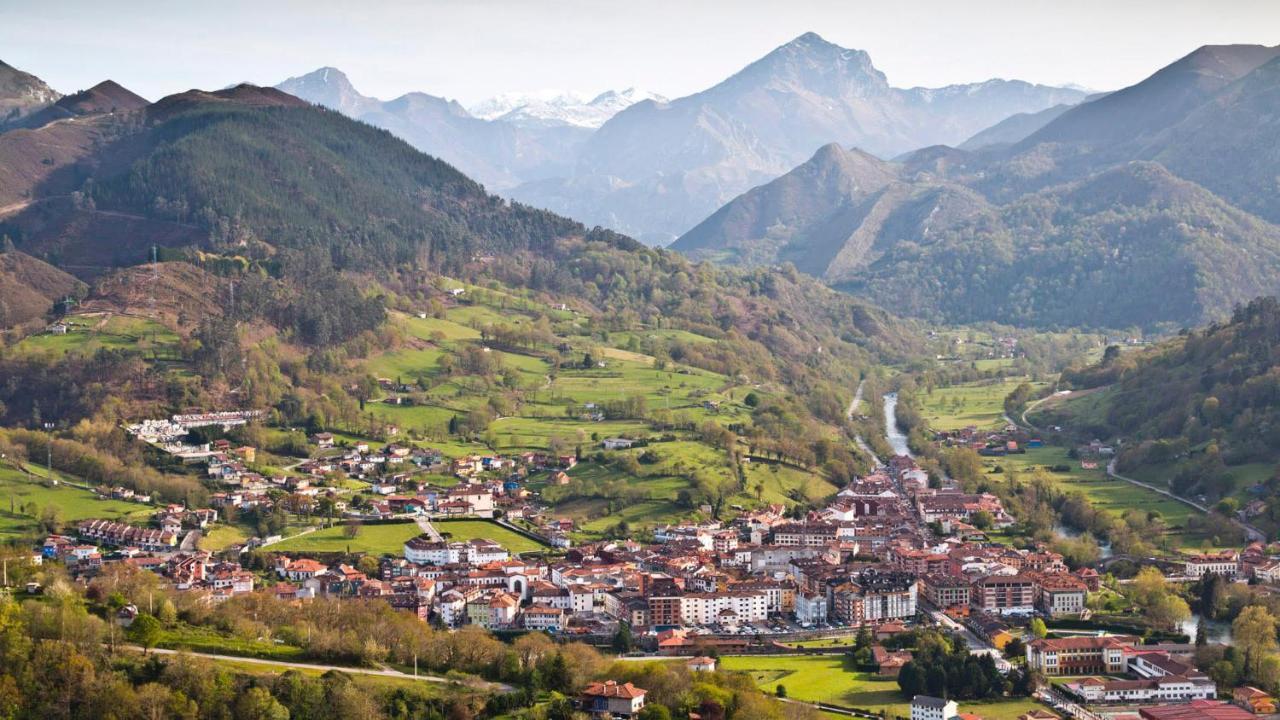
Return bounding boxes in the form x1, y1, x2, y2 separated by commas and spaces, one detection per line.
1052, 522, 1115, 559
1180, 613, 1233, 643
882, 392, 912, 457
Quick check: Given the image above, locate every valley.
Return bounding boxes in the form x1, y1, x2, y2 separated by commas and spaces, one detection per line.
0, 11, 1278, 720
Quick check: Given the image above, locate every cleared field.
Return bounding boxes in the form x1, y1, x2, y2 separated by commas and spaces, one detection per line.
0, 466, 153, 539
11, 313, 181, 359
491, 417, 650, 451
199, 524, 249, 551
918, 378, 1040, 431
268, 522, 420, 555
719, 655, 1043, 719
432, 520, 548, 554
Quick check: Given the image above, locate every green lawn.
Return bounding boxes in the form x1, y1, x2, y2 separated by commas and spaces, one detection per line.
199, 524, 249, 551
0, 466, 153, 539
432, 520, 548, 554
918, 378, 1041, 431
269, 522, 420, 555
718, 655, 1043, 719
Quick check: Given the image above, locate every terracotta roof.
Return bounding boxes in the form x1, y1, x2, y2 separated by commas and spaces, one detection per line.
582, 681, 645, 699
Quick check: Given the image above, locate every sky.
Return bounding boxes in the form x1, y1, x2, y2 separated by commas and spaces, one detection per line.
2, 0, 1277, 107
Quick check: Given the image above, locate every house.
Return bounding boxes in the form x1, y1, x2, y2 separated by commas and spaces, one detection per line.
580, 681, 646, 719
311, 432, 335, 448
602, 438, 636, 451
1233, 686, 1276, 715
872, 646, 913, 677
551, 471, 571, 486
687, 656, 716, 673
911, 696, 958, 720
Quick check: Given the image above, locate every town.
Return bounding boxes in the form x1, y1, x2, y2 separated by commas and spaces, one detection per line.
4, 406, 1275, 720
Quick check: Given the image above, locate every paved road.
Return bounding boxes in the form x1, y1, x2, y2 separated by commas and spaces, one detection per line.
415, 516, 442, 541
1106, 459, 1264, 542
131, 645, 512, 691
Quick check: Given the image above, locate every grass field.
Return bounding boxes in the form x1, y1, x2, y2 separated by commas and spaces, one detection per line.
0, 466, 153, 539
157, 623, 306, 661
918, 378, 1041, 431
11, 313, 181, 360
199, 524, 249, 551
989, 446, 1209, 547
433, 520, 548, 554
718, 655, 1043, 719
268, 522, 421, 555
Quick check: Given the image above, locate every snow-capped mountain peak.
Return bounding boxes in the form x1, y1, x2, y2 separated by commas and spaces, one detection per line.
468, 87, 667, 128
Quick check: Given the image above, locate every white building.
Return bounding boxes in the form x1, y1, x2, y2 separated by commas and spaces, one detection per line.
795, 592, 828, 626
1184, 551, 1239, 579
910, 696, 957, 720
679, 591, 768, 626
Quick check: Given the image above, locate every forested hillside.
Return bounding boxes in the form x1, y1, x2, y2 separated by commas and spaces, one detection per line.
1045, 297, 1280, 500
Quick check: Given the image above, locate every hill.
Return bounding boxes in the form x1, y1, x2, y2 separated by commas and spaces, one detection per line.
0, 250, 84, 327
679, 42, 1280, 329
511, 32, 1085, 243
1044, 297, 1280, 506
0, 59, 60, 128
12, 79, 148, 129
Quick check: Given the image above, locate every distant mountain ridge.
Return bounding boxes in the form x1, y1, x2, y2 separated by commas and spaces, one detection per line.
508, 32, 1087, 243
676, 42, 1280, 329
469, 88, 667, 128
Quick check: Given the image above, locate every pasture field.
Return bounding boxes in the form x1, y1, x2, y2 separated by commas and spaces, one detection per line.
718, 655, 1043, 719
432, 520, 548, 554
11, 313, 182, 360
988, 446, 1208, 547
917, 377, 1041, 431
0, 466, 153, 539
268, 522, 421, 555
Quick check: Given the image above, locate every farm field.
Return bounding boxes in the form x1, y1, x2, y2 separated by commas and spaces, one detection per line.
917, 377, 1042, 431
988, 446, 1209, 547
0, 465, 153, 539
11, 312, 182, 360
432, 520, 548, 554
718, 655, 1043, 719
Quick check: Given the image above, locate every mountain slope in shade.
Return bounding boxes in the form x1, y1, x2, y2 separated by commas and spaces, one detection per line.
511, 32, 1086, 243
0, 60, 60, 128
275, 67, 589, 190
1023, 44, 1280, 149
848, 162, 1280, 328
958, 103, 1076, 150
673, 143, 993, 280
0, 250, 85, 327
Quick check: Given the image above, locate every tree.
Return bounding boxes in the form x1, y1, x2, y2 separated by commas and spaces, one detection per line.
343, 522, 362, 539
640, 705, 672, 720
235, 687, 290, 720
774, 684, 787, 698
156, 598, 178, 626
1029, 618, 1048, 639
129, 613, 163, 652
971, 510, 994, 530
1234, 605, 1280, 683
611, 623, 634, 654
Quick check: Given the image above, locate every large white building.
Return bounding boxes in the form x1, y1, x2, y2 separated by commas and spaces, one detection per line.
910, 696, 957, 720
403, 535, 509, 565
678, 591, 768, 626
1184, 551, 1239, 579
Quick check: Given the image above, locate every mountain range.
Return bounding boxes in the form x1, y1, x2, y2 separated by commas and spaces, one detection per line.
676, 43, 1280, 328
275, 34, 1087, 244
468, 88, 668, 128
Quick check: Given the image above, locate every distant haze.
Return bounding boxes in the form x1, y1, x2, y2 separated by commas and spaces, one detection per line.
1, 0, 1277, 103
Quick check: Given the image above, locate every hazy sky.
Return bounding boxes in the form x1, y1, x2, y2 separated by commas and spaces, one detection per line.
2, 0, 1277, 106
